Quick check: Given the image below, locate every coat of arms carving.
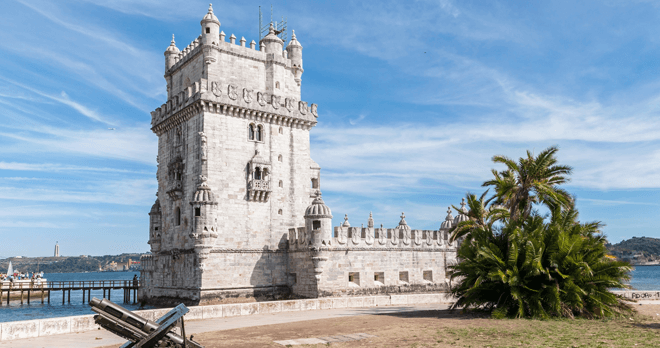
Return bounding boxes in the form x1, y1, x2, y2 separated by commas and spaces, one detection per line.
227, 84, 238, 100
243, 88, 253, 103
211, 82, 222, 97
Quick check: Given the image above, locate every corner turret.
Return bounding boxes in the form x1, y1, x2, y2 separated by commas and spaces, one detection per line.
164, 35, 180, 71
259, 22, 284, 54
305, 191, 333, 248
200, 4, 221, 46
286, 30, 304, 85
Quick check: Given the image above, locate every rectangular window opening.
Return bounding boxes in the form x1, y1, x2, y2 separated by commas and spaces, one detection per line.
399, 271, 409, 284
194, 207, 201, 217
312, 220, 321, 230
423, 270, 433, 283
349, 272, 360, 287
374, 272, 384, 285
206, 27, 211, 34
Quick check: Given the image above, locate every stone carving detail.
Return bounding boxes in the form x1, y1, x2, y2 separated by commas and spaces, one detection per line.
378, 227, 386, 245
271, 95, 281, 109
227, 84, 238, 100
285, 98, 295, 112
426, 230, 433, 246
365, 228, 374, 245
351, 228, 360, 245
257, 92, 267, 106
311, 103, 318, 117
312, 256, 328, 281
199, 132, 207, 161
414, 230, 422, 246
298, 101, 307, 115
211, 81, 222, 97
390, 229, 399, 245
337, 227, 347, 245
243, 88, 253, 103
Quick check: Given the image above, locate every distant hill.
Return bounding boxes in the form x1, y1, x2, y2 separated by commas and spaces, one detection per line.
607, 236, 660, 265
0, 253, 146, 274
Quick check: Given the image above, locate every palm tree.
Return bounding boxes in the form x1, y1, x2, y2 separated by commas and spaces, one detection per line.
483, 145, 573, 222
448, 147, 632, 319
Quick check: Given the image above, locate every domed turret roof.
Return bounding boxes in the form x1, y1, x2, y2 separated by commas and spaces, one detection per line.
287, 30, 302, 49
165, 34, 180, 55
192, 176, 216, 203
440, 207, 453, 230
305, 191, 332, 218
397, 212, 411, 231
453, 198, 469, 225
260, 22, 284, 46
201, 4, 220, 26
150, 199, 161, 215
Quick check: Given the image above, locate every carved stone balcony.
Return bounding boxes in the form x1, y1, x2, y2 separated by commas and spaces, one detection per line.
166, 181, 183, 200
248, 179, 271, 202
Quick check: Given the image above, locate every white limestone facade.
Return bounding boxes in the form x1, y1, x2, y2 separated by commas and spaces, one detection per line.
140, 5, 459, 306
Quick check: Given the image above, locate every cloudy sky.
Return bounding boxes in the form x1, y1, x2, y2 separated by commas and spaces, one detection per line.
1, 0, 659, 257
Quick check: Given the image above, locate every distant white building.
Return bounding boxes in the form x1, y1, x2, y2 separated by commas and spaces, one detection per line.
54, 242, 59, 257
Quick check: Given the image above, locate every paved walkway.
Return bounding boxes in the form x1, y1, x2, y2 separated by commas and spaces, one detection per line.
1, 303, 450, 348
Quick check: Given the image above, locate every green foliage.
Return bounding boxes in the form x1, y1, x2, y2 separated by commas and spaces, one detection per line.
449, 146, 632, 319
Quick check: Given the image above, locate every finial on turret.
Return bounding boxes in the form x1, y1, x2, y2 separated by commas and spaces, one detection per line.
171, 34, 176, 44
368, 211, 374, 228
399, 212, 408, 226
269, 22, 275, 34
291, 29, 297, 40
208, 3, 213, 13
445, 207, 453, 220
460, 197, 468, 213
343, 214, 350, 227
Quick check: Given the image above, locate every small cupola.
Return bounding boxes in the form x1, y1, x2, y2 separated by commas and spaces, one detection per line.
286, 30, 303, 61
200, 4, 221, 45
453, 198, 469, 225
259, 22, 284, 54
440, 207, 453, 230
304, 191, 333, 219
397, 212, 411, 231
164, 35, 180, 70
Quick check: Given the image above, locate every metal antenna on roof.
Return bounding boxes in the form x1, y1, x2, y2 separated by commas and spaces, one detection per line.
258, 5, 288, 45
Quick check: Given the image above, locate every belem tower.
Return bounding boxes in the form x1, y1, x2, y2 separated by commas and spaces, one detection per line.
139, 5, 464, 306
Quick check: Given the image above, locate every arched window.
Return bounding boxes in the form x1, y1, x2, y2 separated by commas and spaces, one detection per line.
174, 207, 181, 226
254, 167, 261, 180
256, 125, 262, 141
262, 168, 269, 180
278, 209, 283, 215
275, 81, 280, 89
278, 127, 283, 134
279, 180, 283, 188
278, 154, 282, 162
248, 124, 255, 140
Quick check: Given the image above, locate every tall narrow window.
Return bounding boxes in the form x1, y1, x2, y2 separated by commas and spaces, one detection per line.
254, 167, 261, 180
256, 125, 262, 141
248, 124, 255, 140
206, 27, 210, 34
276, 81, 280, 89
195, 207, 201, 217
175, 207, 181, 226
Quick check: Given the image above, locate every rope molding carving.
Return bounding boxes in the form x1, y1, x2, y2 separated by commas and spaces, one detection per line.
153, 97, 316, 136
210, 248, 287, 253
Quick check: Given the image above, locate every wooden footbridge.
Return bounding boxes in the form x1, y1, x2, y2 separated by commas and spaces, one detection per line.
0, 280, 139, 305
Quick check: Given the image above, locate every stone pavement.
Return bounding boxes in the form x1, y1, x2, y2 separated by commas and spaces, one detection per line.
1, 303, 449, 348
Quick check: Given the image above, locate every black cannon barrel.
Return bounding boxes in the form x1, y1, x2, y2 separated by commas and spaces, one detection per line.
89, 297, 185, 345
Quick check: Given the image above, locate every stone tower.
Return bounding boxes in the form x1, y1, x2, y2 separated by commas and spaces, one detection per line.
140, 5, 320, 305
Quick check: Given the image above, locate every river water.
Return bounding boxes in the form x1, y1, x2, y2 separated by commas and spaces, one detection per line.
1, 267, 659, 323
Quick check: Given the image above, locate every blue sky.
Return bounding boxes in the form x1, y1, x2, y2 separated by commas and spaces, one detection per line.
1, 0, 659, 257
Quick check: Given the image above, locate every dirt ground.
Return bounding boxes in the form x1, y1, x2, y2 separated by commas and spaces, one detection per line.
101, 304, 660, 348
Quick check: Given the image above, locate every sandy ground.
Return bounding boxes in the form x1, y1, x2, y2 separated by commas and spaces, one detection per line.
96, 304, 660, 348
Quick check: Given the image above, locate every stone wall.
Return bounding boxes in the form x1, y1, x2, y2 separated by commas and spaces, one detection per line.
0, 293, 453, 342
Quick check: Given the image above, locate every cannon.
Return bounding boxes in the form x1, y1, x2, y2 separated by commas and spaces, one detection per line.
89, 297, 203, 348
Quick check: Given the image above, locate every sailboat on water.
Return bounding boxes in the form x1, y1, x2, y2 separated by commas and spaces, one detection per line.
6, 261, 12, 276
